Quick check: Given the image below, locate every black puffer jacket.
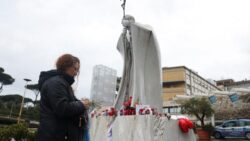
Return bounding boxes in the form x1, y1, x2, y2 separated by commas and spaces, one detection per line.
36, 70, 87, 141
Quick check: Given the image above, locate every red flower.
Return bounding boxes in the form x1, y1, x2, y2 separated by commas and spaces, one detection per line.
123, 101, 130, 108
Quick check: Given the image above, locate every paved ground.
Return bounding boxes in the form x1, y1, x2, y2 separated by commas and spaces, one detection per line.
212, 139, 248, 141
211, 137, 248, 141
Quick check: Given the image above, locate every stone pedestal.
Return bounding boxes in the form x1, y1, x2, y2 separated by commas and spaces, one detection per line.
90, 115, 196, 141
90, 116, 114, 141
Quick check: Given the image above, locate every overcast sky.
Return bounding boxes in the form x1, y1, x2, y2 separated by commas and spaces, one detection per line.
1, 0, 250, 100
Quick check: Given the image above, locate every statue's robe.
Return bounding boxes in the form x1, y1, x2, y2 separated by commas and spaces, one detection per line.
114, 22, 162, 112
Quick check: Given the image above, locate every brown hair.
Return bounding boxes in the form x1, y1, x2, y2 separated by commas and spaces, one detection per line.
56, 54, 80, 73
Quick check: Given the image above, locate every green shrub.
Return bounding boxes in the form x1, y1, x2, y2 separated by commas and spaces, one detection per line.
27, 128, 37, 141
9, 123, 28, 141
0, 123, 37, 141
0, 126, 11, 141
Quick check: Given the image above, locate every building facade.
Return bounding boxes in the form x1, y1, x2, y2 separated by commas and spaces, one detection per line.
90, 65, 117, 106
216, 79, 250, 91
162, 66, 220, 114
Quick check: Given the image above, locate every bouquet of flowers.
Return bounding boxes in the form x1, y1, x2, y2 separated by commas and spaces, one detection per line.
90, 107, 117, 118
119, 96, 136, 116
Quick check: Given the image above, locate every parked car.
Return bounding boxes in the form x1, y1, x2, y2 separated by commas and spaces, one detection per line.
213, 118, 250, 139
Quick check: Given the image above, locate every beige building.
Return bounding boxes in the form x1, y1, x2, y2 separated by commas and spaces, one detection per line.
162, 66, 220, 114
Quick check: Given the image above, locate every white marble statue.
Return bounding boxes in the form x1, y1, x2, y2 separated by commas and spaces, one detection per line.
114, 15, 163, 112
90, 16, 197, 141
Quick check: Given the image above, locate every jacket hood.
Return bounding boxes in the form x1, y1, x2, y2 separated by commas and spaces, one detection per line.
38, 70, 75, 90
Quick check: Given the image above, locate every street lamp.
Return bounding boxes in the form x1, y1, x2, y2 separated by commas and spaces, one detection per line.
17, 78, 31, 123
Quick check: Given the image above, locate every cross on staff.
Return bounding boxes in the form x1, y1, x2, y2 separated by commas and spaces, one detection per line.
120, 0, 126, 17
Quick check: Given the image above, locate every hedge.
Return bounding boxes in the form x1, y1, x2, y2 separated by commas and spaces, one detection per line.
0, 123, 37, 141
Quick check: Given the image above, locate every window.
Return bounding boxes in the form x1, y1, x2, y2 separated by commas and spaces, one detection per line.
223, 121, 237, 127
245, 121, 250, 126
239, 121, 245, 127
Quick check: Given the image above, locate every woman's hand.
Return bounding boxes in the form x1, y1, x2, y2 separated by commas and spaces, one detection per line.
81, 98, 91, 109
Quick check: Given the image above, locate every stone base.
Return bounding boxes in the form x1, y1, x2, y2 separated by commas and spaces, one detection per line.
90, 115, 196, 141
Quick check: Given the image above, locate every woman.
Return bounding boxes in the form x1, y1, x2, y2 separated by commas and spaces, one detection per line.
36, 54, 90, 141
